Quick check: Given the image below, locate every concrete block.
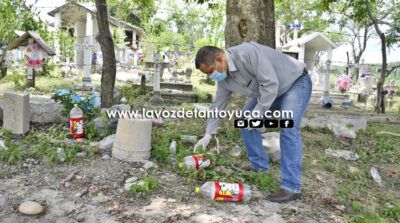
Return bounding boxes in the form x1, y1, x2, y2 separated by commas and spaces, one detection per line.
3, 91, 30, 134
29, 95, 66, 123
262, 132, 281, 163
112, 118, 152, 161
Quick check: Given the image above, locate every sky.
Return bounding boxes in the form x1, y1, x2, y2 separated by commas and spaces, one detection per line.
30, 0, 399, 65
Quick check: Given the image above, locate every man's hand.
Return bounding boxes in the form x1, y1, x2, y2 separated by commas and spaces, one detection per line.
194, 134, 212, 153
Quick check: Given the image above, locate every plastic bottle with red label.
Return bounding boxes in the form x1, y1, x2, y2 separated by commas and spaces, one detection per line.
195, 181, 251, 202
178, 155, 212, 169
70, 104, 84, 138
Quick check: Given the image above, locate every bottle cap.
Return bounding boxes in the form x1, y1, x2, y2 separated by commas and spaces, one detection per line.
178, 163, 183, 168
74, 104, 78, 107
195, 187, 200, 193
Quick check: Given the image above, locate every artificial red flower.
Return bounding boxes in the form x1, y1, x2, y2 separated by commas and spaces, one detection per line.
27, 59, 34, 67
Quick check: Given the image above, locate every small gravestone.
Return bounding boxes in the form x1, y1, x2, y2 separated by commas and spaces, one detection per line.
3, 91, 30, 134
4, 31, 55, 87
149, 51, 164, 105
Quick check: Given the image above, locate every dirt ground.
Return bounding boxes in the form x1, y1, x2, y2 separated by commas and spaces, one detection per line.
1, 156, 332, 223
0, 114, 399, 223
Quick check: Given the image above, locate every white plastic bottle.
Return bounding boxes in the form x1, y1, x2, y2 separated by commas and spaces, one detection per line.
70, 104, 84, 138
178, 155, 212, 169
57, 147, 66, 162
195, 181, 251, 202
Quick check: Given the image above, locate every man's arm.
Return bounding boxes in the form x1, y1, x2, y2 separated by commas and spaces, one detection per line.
206, 83, 232, 134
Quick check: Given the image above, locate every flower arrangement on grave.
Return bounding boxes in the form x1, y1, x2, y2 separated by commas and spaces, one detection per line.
389, 88, 396, 97
24, 43, 46, 67
336, 75, 352, 93
360, 71, 371, 78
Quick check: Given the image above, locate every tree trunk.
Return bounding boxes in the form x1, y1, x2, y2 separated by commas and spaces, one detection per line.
225, 0, 275, 49
95, 0, 116, 108
225, 0, 275, 111
367, 1, 386, 113
354, 57, 360, 82
1, 68, 7, 79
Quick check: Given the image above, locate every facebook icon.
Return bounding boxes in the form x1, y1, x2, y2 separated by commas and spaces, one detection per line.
280, 120, 294, 128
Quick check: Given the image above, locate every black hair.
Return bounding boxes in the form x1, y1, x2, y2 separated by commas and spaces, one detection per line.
195, 46, 224, 69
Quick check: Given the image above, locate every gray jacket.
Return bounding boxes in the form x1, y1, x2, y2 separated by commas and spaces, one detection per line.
206, 41, 306, 134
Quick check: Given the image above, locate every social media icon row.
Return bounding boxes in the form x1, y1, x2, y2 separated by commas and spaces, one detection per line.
234, 119, 294, 128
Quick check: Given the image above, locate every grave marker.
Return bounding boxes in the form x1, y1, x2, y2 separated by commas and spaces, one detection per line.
149, 51, 164, 105
3, 91, 30, 134
4, 31, 55, 87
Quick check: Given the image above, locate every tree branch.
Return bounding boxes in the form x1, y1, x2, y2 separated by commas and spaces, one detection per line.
385, 65, 400, 77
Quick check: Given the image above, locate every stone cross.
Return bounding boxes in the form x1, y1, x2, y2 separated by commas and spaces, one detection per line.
76, 43, 96, 90
319, 59, 335, 98
149, 50, 164, 105
347, 59, 368, 78
165, 44, 186, 82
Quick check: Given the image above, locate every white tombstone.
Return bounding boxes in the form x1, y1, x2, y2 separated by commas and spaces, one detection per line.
149, 51, 164, 105
54, 12, 61, 59
81, 12, 94, 89
3, 91, 30, 134
359, 76, 373, 95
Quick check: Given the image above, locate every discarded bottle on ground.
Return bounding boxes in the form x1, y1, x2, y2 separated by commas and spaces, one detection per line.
370, 167, 382, 183
196, 181, 251, 202
70, 104, 84, 138
169, 141, 177, 154
57, 147, 66, 162
178, 155, 212, 169
180, 135, 197, 143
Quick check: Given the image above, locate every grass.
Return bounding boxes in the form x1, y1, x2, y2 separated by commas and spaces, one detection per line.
152, 118, 280, 193
0, 124, 100, 166
0, 68, 79, 94
302, 123, 400, 222
0, 66, 399, 221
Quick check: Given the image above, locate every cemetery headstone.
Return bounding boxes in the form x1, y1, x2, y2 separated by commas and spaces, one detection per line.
4, 31, 55, 87
149, 51, 164, 105
74, 43, 97, 90
3, 91, 30, 134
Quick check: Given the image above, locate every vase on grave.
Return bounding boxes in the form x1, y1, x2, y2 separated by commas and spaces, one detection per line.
343, 95, 351, 106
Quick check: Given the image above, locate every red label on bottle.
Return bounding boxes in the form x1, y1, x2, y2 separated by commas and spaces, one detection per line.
192, 155, 212, 169
214, 182, 244, 202
70, 117, 84, 138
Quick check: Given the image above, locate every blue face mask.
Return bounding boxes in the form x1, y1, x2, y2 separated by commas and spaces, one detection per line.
210, 62, 227, 82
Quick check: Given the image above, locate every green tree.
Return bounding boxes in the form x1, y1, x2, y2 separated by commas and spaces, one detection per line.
0, 0, 38, 77
0, 0, 34, 45
322, 0, 400, 113
57, 26, 77, 63
165, 0, 225, 51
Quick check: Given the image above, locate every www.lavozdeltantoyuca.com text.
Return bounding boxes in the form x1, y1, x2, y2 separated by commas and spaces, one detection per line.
106, 108, 293, 120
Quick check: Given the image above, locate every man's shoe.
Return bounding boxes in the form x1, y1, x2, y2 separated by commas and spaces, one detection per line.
232, 164, 268, 173
266, 189, 301, 203
240, 165, 256, 172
